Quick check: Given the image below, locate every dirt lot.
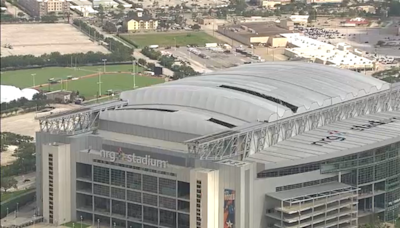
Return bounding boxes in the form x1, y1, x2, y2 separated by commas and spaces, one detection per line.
1, 145, 18, 166
0, 24, 109, 57
0, 104, 80, 139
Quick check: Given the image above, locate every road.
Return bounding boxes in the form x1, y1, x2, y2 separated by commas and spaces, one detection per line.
3, 172, 36, 192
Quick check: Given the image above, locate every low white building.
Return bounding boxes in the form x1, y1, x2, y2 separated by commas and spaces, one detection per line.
282, 33, 375, 70
92, 0, 118, 8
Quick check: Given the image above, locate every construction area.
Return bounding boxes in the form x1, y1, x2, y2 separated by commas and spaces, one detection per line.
0, 24, 109, 57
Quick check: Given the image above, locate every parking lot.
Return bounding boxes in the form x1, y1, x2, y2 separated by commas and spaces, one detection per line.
166, 47, 255, 72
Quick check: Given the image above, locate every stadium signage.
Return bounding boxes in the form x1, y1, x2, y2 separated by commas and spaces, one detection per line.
312, 117, 398, 146
350, 117, 397, 131
100, 149, 168, 168
311, 130, 347, 146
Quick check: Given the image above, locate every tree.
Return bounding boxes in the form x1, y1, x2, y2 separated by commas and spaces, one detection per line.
17, 12, 25, 17
192, 24, 201, 30
117, 4, 125, 13
98, 4, 105, 24
1, 176, 18, 193
41, 15, 58, 23
138, 58, 147, 66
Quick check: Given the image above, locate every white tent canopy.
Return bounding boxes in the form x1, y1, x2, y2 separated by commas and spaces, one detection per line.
1, 85, 39, 103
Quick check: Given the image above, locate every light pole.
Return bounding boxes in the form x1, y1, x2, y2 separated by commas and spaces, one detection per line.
80, 216, 83, 228
97, 219, 100, 228
174, 37, 177, 50
6, 207, 8, 218
97, 69, 102, 98
113, 222, 116, 228
66, 75, 71, 90
16, 202, 19, 218
132, 60, 137, 88
31, 73, 36, 87
101, 59, 107, 73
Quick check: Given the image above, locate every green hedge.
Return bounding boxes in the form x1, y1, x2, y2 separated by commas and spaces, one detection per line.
0, 189, 36, 219
118, 35, 139, 48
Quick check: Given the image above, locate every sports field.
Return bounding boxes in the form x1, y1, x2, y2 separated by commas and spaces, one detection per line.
121, 32, 220, 48
0, 65, 137, 88
44, 73, 162, 98
0, 64, 164, 98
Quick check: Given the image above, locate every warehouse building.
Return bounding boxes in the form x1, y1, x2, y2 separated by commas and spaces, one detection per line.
217, 22, 290, 46
35, 62, 400, 228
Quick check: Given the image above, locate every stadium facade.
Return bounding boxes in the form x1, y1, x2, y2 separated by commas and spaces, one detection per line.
35, 62, 400, 228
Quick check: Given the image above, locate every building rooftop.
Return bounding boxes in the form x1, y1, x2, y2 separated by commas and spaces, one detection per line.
267, 182, 354, 201
126, 12, 154, 21
116, 62, 389, 142
282, 33, 374, 67
224, 22, 290, 37
246, 110, 400, 168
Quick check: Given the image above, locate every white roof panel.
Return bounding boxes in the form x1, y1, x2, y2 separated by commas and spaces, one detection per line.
118, 62, 389, 137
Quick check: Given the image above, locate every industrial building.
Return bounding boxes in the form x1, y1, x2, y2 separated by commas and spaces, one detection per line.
17, 0, 70, 17
282, 33, 375, 70
217, 22, 290, 46
35, 62, 400, 228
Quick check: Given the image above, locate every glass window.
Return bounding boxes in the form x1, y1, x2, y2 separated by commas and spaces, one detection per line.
127, 203, 142, 220
127, 172, 141, 190
143, 206, 158, 225
127, 221, 142, 228
143, 193, 158, 206
160, 210, 176, 228
127, 190, 141, 203
93, 166, 109, 184
94, 196, 110, 214
143, 175, 158, 193
160, 196, 176, 210
159, 178, 176, 197
111, 169, 125, 187
178, 200, 189, 212
112, 200, 126, 217
111, 187, 125, 200
93, 184, 109, 197
178, 213, 189, 228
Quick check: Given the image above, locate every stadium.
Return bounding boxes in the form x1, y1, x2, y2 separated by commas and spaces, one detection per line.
35, 62, 400, 228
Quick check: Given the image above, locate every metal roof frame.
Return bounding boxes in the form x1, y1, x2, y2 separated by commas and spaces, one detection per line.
185, 83, 400, 160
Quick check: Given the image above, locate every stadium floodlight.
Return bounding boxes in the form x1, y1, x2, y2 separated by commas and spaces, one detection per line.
101, 59, 107, 73
31, 74, 36, 87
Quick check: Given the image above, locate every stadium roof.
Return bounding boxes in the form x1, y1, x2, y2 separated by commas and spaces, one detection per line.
113, 62, 389, 139
246, 110, 400, 169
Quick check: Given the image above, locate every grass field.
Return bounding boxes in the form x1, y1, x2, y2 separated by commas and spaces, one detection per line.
62, 222, 91, 228
0, 64, 138, 88
121, 32, 220, 48
43, 73, 163, 98
0, 64, 164, 99
0, 189, 31, 202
